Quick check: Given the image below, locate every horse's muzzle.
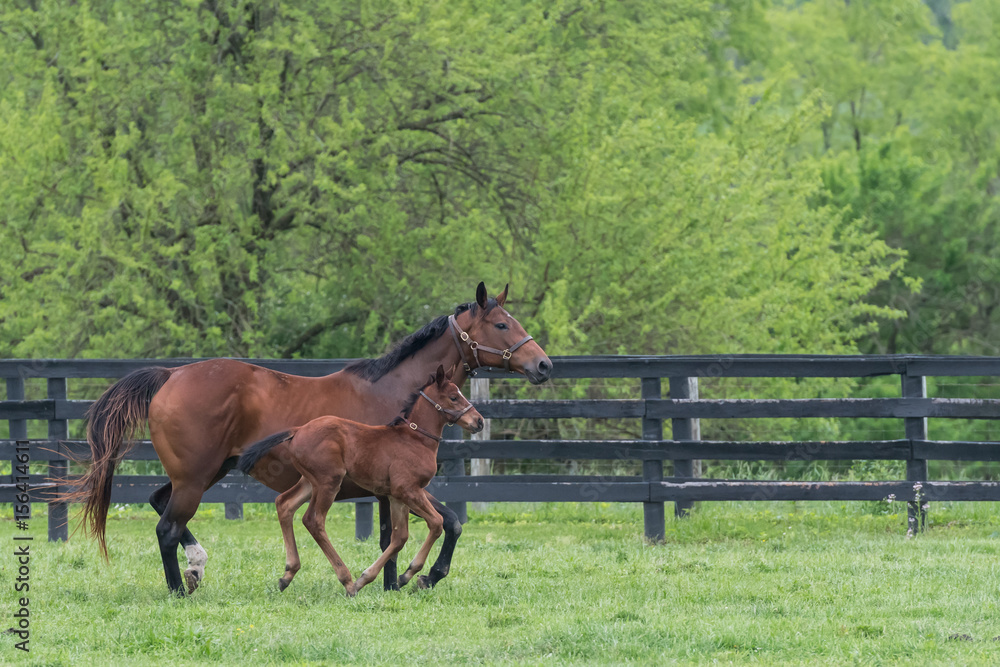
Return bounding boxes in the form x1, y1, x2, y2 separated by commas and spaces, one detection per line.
524, 357, 553, 384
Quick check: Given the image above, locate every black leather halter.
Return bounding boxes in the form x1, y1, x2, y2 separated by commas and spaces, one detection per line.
448, 314, 533, 376
404, 388, 476, 442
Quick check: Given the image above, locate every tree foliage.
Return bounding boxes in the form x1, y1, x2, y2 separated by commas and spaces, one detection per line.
3, 0, 991, 360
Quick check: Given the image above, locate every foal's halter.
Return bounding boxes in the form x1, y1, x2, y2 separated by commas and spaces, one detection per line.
405, 389, 476, 443
448, 314, 534, 376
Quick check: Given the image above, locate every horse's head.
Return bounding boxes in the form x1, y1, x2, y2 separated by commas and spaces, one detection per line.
450, 282, 553, 384
421, 365, 484, 433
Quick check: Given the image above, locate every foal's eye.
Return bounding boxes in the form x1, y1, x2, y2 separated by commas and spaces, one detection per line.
495, 322, 508, 330
451, 395, 459, 401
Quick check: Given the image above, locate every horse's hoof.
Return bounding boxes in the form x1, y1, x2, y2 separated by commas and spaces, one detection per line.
278, 578, 290, 592
183, 570, 199, 595
415, 575, 433, 590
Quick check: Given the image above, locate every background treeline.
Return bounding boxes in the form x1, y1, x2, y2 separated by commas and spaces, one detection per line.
3, 1, 1000, 480
11, 0, 1000, 361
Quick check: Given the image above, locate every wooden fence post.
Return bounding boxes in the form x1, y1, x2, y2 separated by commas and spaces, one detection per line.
442, 423, 467, 524
355, 501, 374, 541
7, 378, 29, 518
47, 377, 69, 542
469, 378, 491, 514
641, 377, 665, 540
903, 373, 928, 533
669, 376, 700, 517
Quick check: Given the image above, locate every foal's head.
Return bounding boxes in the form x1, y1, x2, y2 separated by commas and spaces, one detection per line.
411, 365, 484, 434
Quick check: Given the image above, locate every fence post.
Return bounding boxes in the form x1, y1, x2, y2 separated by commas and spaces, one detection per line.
469, 378, 491, 514
7, 378, 29, 518
441, 423, 467, 524
669, 377, 700, 518
641, 377, 665, 541
47, 377, 69, 542
902, 373, 928, 533
224, 501, 243, 520
355, 501, 374, 541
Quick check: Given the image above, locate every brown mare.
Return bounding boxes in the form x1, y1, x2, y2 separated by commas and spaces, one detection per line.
71, 283, 551, 595
237, 366, 484, 595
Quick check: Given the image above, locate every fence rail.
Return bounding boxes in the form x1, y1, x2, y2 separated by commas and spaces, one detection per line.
4, 354, 1000, 542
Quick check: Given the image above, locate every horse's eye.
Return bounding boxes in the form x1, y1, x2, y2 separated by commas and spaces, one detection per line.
495, 322, 508, 330
451, 395, 459, 401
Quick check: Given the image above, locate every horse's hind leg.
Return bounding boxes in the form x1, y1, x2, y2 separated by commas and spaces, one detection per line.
155, 483, 203, 596
149, 482, 206, 590
275, 477, 313, 592
300, 475, 354, 594
398, 490, 445, 588
415, 494, 462, 589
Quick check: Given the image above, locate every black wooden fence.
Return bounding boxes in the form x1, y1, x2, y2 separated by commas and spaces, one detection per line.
4, 355, 1000, 543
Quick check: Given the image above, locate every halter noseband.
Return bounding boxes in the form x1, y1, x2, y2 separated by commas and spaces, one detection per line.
448, 314, 533, 376
404, 389, 476, 442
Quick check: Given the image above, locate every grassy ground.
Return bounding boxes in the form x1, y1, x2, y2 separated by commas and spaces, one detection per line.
3, 501, 1000, 665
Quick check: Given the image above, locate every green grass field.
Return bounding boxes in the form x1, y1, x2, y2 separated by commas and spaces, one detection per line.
4, 501, 1000, 665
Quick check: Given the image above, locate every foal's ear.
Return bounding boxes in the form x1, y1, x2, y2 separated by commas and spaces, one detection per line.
445, 364, 456, 381
475, 282, 488, 310
435, 364, 447, 386
495, 284, 509, 308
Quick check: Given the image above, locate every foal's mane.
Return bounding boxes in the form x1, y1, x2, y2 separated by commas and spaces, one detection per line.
344, 298, 499, 383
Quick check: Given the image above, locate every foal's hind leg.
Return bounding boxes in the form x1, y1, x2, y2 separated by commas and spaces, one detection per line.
398, 490, 445, 588
300, 475, 354, 594
349, 498, 410, 597
275, 477, 313, 591
415, 494, 462, 589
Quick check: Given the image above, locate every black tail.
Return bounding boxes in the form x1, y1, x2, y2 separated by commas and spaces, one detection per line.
237, 430, 294, 476
61, 366, 171, 560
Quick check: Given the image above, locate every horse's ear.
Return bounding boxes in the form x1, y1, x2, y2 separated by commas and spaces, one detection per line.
495, 284, 509, 308
435, 365, 447, 386
476, 282, 488, 310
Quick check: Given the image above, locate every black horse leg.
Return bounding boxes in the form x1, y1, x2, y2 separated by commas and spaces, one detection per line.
155, 483, 202, 596
379, 496, 400, 591
152, 457, 238, 595
415, 494, 461, 589
149, 482, 198, 549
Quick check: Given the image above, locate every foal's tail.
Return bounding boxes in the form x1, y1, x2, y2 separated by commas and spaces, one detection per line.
237, 430, 295, 477
63, 367, 172, 560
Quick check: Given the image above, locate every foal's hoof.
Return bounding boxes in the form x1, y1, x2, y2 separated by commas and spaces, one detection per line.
415, 575, 433, 590
183, 569, 200, 595
278, 578, 290, 592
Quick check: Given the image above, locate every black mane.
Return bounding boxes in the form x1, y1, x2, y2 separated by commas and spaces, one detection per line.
344, 300, 497, 383
387, 375, 439, 426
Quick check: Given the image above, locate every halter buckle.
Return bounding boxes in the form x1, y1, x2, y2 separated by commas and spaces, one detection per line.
460, 331, 470, 342
502, 350, 512, 360
409, 422, 418, 430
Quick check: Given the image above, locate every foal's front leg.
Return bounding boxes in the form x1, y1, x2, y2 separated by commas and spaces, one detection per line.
275, 477, 312, 591
348, 498, 410, 596
398, 490, 445, 588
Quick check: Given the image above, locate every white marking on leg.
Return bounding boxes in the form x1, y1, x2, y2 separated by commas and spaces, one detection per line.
185, 544, 208, 581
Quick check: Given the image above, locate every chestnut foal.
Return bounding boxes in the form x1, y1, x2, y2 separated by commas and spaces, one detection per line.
237, 366, 484, 596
